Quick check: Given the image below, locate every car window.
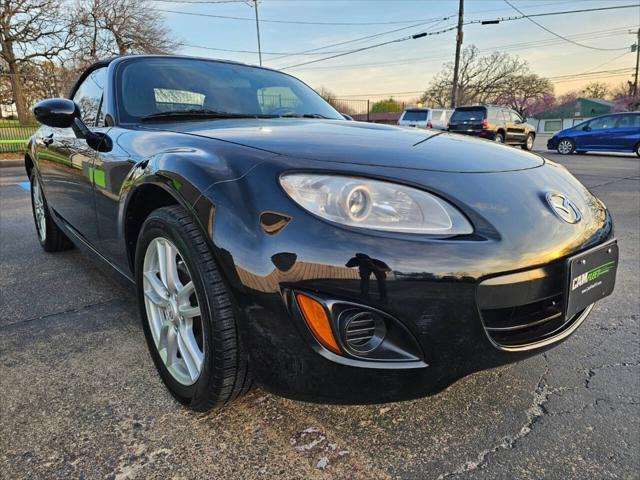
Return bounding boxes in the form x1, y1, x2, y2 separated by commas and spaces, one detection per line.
117, 58, 342, 122
487, 109, 500, 122
588, 116, 616, 130
154, 88, 205, 112
450, 108, 485, 122
402, 110, 429, 121
257, 86, 303, 113
616, 114, 640, 128
72, 67, 107, 126
507, 111, 521, 123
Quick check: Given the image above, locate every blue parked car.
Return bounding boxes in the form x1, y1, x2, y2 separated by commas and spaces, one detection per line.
547, 112, 640, 156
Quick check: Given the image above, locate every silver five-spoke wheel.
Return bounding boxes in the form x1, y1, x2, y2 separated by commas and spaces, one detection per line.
557, 139, 574, 155
142, 237, 204, 386
32, 175, 46, 242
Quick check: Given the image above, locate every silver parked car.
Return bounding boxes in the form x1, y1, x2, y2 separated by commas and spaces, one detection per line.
398, 107, 452, 130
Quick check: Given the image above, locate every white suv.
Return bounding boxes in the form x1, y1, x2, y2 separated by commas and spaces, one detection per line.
398, 108, 452, 130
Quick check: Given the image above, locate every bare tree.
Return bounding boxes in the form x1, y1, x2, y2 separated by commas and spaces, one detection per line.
496, 73, 553, 117
580, 81, 610, 100
0, 0, 77, 123
76, 0, 178, 61
420, 45, 537, 108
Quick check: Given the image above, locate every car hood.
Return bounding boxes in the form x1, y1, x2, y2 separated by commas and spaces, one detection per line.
146, 118, 544, 173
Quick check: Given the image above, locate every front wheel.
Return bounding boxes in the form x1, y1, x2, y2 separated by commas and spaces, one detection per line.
522, 133, 535, 151
136, 206, 252, 411
557, 139, 575, 155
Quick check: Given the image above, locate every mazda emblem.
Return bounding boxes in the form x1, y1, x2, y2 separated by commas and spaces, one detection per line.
546, 193, 582, 224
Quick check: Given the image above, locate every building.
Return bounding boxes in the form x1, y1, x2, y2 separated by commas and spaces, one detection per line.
533, 97, 614, 133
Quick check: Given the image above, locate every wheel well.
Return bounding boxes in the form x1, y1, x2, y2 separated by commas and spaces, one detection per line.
496, 129, 505, 136
125, 184, 179, 272
25, 154, 34, 179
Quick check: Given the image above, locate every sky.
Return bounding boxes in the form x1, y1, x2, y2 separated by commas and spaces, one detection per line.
159, 0, 640, 101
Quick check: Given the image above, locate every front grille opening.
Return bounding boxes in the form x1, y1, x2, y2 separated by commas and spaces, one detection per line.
481, 294, 579, 348
340, 310, 386, 354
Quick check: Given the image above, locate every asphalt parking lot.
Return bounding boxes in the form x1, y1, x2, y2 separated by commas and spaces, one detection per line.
1, 149, 638, 479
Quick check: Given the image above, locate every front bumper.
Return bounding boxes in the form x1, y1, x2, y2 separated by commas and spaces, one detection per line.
547, 137, 559, 149
198, 158, 614, 404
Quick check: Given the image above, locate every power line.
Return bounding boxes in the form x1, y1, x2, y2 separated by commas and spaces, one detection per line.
288, 26, 633, 71
155, 7, 454, 25
153, 0, 247, 3
327, 68, 635, 98
281, 24, 460, 69
278, 5, 638, 70
502, 0, 632, 51
179, 43, 353, 55
266, 16, 454, 62
547, 67, 633, 80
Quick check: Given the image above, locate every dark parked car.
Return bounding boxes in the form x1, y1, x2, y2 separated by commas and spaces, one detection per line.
547, 112, 640, 156
448, 105, 537, 150
27, 56, 617, 410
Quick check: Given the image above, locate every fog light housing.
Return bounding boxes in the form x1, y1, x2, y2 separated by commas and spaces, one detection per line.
340, 309, 386, 354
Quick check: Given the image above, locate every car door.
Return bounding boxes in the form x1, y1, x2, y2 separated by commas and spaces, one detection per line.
506, 110, 526, 144
37, 67, 107, 245
610, 114, 640, 152
581, 115, 617, 150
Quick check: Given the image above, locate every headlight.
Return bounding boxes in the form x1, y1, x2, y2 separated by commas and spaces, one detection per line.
279, 174, 473, 235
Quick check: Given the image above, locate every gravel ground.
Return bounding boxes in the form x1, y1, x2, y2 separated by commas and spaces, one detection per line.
1, 150, 638, 480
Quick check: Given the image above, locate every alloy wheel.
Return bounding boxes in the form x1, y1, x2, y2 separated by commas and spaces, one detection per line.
526, 135, 534, 150
558, 140, 573, 154
32, 175, 46, 242
142, 237, 204, 386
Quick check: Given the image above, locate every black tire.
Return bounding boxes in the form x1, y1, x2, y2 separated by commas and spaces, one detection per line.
635, 143, 640, 158
135, 205, 252, 411
494, 132, 505, 143
29, 171, 73, 252
522, 133, 535, 151
556, 138, 575, 155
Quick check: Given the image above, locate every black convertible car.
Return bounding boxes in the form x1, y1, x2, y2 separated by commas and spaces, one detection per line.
27, 55, 617, 410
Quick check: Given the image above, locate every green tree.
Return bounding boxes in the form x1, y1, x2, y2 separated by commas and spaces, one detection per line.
371, 97, 402, 113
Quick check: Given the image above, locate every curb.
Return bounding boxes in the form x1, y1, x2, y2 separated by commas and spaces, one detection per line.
0, 160, 23, 168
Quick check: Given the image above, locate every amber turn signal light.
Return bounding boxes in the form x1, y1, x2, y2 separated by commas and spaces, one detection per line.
296, 293, 341, 354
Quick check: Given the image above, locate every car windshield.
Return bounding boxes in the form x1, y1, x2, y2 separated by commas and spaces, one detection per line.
451, 108, 486, 123
402, 110, 429, 121
116, 57, 343, 123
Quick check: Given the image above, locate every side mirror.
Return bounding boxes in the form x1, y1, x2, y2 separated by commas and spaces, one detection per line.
582, 126, 591, 132
33, 98, 79, 128
33, 97, 112, 152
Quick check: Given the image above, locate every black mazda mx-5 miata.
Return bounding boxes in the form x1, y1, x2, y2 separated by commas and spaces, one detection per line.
27, 55, 618, 410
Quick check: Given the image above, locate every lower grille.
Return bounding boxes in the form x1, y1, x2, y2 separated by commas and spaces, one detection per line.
482, 294, 569, 347
478, 262, 586, 349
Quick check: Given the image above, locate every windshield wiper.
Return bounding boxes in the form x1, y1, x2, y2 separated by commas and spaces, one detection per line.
279, 113, 330, 119
141, 109, 277, 122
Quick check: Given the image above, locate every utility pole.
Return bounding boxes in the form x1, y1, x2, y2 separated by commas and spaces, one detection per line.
253, 0, 263, 66
450, 0, 464, 108
633, 28, 639, 96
